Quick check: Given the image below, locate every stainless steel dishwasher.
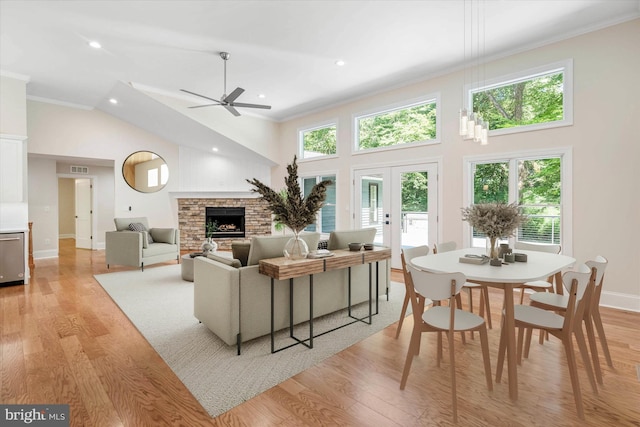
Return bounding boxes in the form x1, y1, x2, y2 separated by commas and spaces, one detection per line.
0, 232, 25, 284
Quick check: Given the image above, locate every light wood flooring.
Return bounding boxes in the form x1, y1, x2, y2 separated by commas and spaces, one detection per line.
1, 239, 639, 426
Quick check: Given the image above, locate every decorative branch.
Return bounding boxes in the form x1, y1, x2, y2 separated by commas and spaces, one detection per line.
247, 156, 332, 233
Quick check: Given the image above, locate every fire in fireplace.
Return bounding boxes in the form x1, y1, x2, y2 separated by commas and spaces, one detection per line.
206, 207, 245, 238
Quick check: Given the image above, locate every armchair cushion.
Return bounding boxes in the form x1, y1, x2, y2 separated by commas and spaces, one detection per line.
150, 228, 176, 244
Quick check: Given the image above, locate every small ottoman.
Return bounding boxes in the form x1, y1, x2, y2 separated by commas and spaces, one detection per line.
181, 253, 197, 281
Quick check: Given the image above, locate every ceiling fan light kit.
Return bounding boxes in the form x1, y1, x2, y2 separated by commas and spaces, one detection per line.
181, 52, 271, 116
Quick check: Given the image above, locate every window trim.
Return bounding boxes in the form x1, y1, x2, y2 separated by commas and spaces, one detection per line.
464, 59, 573, 136
300, 170, 339, 237
352, 93, 441, 154
298, 119, 339, 161
462, 146, 573, 255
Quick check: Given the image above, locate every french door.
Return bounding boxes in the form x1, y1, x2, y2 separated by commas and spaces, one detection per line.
354, 163, 438, 269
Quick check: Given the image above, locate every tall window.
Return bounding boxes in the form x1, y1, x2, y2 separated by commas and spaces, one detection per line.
469, 60, 572, 135
466, 150, 570, 249
302, 174, 336, 235
299, 123, 337, 159
355, 96, 439, 151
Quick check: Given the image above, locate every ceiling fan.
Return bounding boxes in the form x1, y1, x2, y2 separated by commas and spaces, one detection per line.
180, 52, 271, 117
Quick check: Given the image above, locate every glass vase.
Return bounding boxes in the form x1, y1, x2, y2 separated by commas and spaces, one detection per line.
283, 230, 309, 260
486, 236, 499, 259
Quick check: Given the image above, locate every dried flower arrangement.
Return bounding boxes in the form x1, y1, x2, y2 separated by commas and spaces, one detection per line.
461, 202, 528, 258
246, 156, 332, 234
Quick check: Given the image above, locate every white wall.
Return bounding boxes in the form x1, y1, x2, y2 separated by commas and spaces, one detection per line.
0, 74, 28, 137
277, 20, 640, 310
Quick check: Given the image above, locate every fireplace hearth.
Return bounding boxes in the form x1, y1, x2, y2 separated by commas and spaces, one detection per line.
206, 207, 245, 238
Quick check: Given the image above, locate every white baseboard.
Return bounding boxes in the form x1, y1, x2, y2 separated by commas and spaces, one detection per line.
59, 234, 75, 239
600, 291, 640, 312
34, 249, 58, 259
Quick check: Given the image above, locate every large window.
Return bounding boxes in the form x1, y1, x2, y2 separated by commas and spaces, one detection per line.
468, 60, 572, 135
464, 149, 571, 251
299, 123, 337, 159
355, 95, 439, 151
302, 174, 336, 235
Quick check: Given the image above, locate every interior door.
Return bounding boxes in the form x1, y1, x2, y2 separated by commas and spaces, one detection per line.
354, 163, 438, 269
75, 178, 92, 249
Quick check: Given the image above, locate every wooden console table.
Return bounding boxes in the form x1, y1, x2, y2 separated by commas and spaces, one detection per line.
259, 246, 391, 354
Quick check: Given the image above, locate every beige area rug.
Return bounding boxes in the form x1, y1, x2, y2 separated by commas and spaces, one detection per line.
94, 264, 405, 418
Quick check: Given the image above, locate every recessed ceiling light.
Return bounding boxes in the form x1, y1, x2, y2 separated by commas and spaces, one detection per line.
212, 147, 219, 152
258, 94, 266, 99
335, 60, 345, 66
89, 41, 102, 49
109, 98, 118, 105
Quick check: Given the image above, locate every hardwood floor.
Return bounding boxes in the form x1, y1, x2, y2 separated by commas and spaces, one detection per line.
1, 239, 639, 426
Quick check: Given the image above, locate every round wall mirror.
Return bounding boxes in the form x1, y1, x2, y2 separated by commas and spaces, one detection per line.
122, 151, 169, 193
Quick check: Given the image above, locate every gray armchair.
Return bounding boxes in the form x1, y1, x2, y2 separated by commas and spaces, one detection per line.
106, 217, 180, 271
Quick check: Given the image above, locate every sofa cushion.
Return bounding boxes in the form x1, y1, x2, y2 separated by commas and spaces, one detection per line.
327, 228, 377, 250
207, 253, 242, 268
150, 228, 176, 244
231, 241, 251, 266
246, 232, 321, 266
129, 222, 154, 244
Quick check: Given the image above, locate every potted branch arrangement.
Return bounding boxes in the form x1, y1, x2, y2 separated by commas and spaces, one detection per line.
461, 202, 527, 264
247, 156, 332, 259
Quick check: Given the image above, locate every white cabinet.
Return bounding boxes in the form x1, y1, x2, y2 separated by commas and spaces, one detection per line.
0, 137, 25, 202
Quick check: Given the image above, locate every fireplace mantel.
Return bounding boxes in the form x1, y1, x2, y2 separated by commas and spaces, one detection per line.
170, 191, 259, 199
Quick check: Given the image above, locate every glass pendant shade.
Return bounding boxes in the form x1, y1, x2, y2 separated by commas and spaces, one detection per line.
481, 121, 489, 145
466, 112, 476, 139
474, 119, 482, 142
459, 109, 469, 136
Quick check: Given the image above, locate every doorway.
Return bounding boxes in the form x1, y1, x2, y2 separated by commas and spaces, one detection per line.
354, 163, 438, 269
58, 177, 94, 250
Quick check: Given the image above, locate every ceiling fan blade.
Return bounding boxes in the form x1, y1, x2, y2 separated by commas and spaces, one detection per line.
224, 104, 241, 116
188, 103, 223, 109
223, 87, 244, 103
180, 89, 222, 104
231, 102, 272, 110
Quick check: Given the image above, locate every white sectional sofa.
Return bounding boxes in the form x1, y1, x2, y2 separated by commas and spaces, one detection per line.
193, 228, 389, 350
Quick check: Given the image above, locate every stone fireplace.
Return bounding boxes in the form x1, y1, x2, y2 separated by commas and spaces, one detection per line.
178, 197, 271, 251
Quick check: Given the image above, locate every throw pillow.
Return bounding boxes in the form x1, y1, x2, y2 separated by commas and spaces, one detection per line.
150, 228, 175, 244
231, 240, 251, 266
129, 222, 154, 244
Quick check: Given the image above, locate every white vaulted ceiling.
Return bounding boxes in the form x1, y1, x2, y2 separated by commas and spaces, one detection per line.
1, 1, 639, 160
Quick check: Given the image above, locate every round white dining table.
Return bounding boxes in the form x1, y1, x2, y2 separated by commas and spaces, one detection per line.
410, 247, 576, 400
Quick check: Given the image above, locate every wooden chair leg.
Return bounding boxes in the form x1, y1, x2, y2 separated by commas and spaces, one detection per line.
455, 294, 467, 344
574, 324, 598, 394
395, 292, 410, 338
468, 289, 475, 339
482, 286, 493, 329
496, 320, 507, 383
584, 314, 603, 385
479, 325, 493, 391
523, 327, 533, 359
592, 309, 614, 367
400, 327, 420, 390
563, 336, 585, 420
517, 326, 525, 365
448, 329, 458, 424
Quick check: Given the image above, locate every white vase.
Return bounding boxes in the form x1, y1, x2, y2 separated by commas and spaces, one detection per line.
201, 237, 217, 255
283, 231, 309, 260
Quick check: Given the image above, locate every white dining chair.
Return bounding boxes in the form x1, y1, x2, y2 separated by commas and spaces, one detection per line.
396, 246, 432, 338
496, 264, 596, 420
400, 265, 493, 423
434, 241, 492, 331
527, 256, 610, 385
514, 241, 562, 304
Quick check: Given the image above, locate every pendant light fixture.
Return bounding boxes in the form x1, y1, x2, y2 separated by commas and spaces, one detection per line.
459, 0, 489, 145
